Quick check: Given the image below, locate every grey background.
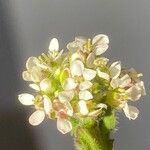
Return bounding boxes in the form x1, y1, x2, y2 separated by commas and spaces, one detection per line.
0, 0, 150, 150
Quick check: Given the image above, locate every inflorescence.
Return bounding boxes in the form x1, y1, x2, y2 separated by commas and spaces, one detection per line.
18, 34, 146, 134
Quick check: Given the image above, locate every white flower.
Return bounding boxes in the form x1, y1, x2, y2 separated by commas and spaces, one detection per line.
57, 91, 74, 117
68, 34, 109, 68
67, 36, 87, 53
120, 68, 146, 101
52, 91, 74, 134
63, 61, 95, 99
28, 95, 52, 126
109, 67, 146, 100
67, 34, 109, 56
123, 103, 139, 120
62, 60, 96, 116
110, 74, 131, 89
22, 57, 48, 82
27, 93, 73, 134
97, 61, 121, 82
48, 38, 64, 61
18, 93, 35, 105
128, 68, 143, 82
65, 60, 95, 95
56, 103, 73, 134
67, 34, 109, 68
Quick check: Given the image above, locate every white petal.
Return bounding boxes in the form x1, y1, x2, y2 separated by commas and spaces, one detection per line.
88, 109, 102, 117
71, 52, 81, 62
63, 78, 77, 91
57, 118, 72, 134
22, 71, 32, 81
18, 93, 34, 105
49, 38, 59, 51
96, 103, 107, 109
75, 36, 87, 44
64, 101, 73, 116
126, 85, 141, 101
70, 60, 84, 77
86, 52, 95, 68
127, 81, 146, 100
78, 100, 89, 115
97, 69, 110, 80
40, 78, 51, 92
110, 78, 120, 89
79, 90, 93, 101
26, 57, 40, 70
92, 34, 109, 45
31, 66, 42, 82
43, 95, 53, 114
29, 84, 40, 91
138, 81, 146, 96
67, 41, 78, 51
37, 63, 49, 69
119, 74, 131, 88
109, 61, 121, 79
58, 91, 74, 103
123, 103, 139, 120
83, 68, 96, 81
79, 81, 92, 91
29, 110, 45, 126
95, 44, 109, 56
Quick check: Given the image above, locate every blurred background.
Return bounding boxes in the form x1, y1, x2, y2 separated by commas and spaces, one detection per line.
0, 0, 150, 149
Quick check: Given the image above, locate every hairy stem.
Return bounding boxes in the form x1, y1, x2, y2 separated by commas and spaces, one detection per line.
73, 120, 113, 150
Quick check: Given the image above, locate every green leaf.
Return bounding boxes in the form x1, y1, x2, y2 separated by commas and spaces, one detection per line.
103, 113, 116, 130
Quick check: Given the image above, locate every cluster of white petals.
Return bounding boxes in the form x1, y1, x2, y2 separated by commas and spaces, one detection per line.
18, 34, 146, 134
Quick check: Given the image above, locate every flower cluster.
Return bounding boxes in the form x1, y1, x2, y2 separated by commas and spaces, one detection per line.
18, 34, 146, 134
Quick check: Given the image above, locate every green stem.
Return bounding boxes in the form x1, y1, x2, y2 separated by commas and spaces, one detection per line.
73, 120, 113, 150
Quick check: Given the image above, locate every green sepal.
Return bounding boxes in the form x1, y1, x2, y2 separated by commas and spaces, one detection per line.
103, 112, 116, 130
53, 68, 61, 80
59, 69, 69, 84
